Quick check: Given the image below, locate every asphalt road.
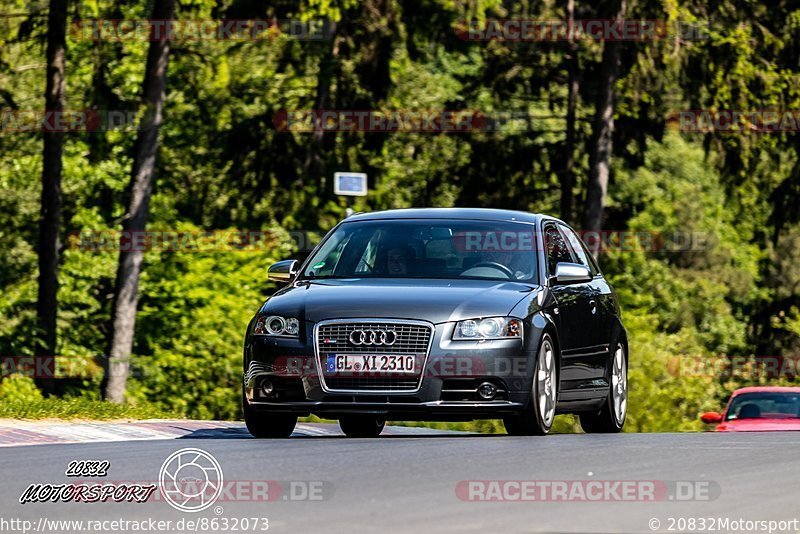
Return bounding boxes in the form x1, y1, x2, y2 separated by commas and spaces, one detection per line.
1, 427, 799, 533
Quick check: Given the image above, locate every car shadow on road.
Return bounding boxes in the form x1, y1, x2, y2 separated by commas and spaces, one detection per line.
176, 424, 492, 440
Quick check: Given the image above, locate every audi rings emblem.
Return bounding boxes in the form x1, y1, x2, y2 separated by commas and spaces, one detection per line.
349, 329, 398, 346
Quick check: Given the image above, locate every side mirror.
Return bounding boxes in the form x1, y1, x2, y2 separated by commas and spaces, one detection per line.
700, 411, 723, 424
268, 259, 298, 284
552, 262, 592, 285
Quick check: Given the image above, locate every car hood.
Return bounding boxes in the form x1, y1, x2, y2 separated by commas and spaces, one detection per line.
262, 278, 538, 324
716, 418, 800, 432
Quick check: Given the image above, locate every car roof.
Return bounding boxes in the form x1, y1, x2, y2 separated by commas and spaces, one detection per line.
346, 208, 547, 224
732, 386, 800, 395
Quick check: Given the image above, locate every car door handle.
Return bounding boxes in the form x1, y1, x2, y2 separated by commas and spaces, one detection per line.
589, 299, 597, 315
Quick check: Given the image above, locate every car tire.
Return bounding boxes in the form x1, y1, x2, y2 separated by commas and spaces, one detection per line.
579, 341, 627, 434
503, 333, 558, 436
339, 415, 386, 437
243, 390, 297, 438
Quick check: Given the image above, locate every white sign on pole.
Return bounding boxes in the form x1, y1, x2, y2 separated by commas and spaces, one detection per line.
333, 172, 368, 196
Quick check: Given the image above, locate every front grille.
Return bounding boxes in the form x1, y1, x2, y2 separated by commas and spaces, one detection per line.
325, 377, 420, 390
316, 320, 433, 392
317, 322, 431, 354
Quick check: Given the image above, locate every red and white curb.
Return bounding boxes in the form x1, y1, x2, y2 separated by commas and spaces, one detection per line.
0, 420, 462, 447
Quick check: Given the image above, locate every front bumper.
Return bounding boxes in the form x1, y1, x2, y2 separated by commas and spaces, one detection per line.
243, 319, 538, 420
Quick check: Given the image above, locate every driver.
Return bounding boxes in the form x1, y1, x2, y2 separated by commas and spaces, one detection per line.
482, 250, 534, 280
386, 246, 414, 275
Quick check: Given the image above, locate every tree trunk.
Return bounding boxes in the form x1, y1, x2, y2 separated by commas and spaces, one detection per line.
103, 0, 176, 403
560, 0, 579, 224
35, 0, 68, 395
303, 22, 338, 197
584, 0, 625, 254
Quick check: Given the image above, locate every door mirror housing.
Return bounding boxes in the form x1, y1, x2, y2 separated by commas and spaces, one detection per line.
700, 411, 723, 424
268, 260, 298, 284
552, 262, 592, 285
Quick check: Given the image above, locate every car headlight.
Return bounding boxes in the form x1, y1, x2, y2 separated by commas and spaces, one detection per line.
453, 317, 522, 340
254, 315, 300, 337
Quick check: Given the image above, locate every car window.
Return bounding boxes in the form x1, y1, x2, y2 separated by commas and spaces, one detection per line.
725, 392, 800, 420
302, 219, 538, 281
306, 231, 349, 277
424, 238, 461, 268
355, 231, 381, 273
544, 224, 573, 275
560, 225, 598, 276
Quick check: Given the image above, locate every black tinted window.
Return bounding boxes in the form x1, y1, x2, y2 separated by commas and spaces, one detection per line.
725, 392, 800, 420
303, 219, 538, 281
544, 224, 572, 275
560, 225, 597, 276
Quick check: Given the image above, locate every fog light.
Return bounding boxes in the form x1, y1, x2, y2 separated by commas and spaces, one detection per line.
260, 378, 275, 397
477, 382, 497, 400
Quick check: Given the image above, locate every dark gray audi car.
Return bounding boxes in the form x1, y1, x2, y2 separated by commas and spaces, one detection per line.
243, 208, 627, 437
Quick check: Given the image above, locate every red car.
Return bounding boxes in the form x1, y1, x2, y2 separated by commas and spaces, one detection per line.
701, 386, 800, 431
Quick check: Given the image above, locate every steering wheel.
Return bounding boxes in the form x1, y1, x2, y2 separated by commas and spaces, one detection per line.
461, 261, 515, 279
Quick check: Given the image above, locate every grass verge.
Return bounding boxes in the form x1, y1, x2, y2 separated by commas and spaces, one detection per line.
0, 397, 181, 421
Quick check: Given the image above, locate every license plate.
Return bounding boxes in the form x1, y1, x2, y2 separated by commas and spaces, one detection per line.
326, 354, 416, 374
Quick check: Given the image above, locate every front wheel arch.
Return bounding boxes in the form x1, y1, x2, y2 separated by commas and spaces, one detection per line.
580, 337, 628, 433
527, 312, 561, 395
504, 329, 559, 436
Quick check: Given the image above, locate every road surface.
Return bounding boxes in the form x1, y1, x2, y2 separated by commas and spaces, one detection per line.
0, 422, 798, 533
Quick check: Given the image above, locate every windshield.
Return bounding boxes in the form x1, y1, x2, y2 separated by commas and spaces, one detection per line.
725, 392, 800, 420
302, 219, 538, 282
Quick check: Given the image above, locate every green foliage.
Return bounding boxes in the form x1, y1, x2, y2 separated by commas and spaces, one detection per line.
1, 0, 799, 431
107, 224, 294, 420
608, 134, 758, 352
0, 396, 179, 420
0, 374, 44, 403
603, 134, 800, 430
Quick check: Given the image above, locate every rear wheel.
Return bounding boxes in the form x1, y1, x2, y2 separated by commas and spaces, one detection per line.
243, 390, 297, 438
580, 342, 627, 433
339, 415, 386, 437
504, 333, 557, 436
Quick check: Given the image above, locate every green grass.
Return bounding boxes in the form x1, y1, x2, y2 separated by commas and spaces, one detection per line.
0, 397, 181, 421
